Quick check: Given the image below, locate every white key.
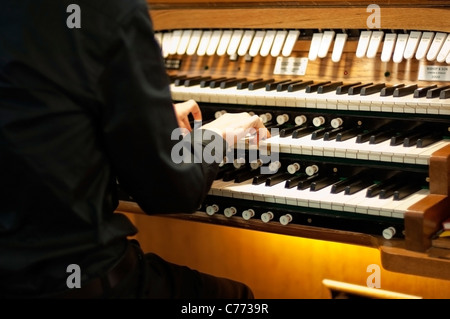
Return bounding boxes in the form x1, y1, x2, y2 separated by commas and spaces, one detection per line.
260, 30, 277, 57
176, 29, 192, 55
167, 30, 183, 55
216, 30, 233, 56
356, 31, 372, 58
161, 32, 172, 58
154, 32, 163, 47
393, 33, 409, 63
381, 33, 397, 62
317, 30, 335, 58
403, 31, 422, 60
206, 30, 223, 56
427, 32, 447, 61
415, 32, 434, 60
226, 30, 244, 56
447, 52, 450, 64
366, 31, 384, 58
197, 30, 213, 56
331, 33, 348, 62
308, 33, 323, 61
237, 30, 255, 56
271, 30, 288, 57
249, 30, 266, 57
186, 30, 203, 55
282, 30, 300, 57
437, 34, 450, 63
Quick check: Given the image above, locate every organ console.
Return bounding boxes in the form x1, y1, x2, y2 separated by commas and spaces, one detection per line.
116, 0, 450, 293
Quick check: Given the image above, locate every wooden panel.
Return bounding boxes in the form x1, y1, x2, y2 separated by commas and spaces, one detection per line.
430, 144, 450, 196
148, 1, 450, 7
121, 211, 450, 298
404, 194, 450, 252
149, 7, 450, 32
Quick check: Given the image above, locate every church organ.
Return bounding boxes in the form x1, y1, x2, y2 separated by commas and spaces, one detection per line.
117, 0, 450, 297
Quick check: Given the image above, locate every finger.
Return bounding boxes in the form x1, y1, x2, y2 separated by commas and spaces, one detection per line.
187, 99, 202, 121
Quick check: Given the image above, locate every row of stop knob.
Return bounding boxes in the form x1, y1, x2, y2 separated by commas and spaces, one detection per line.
216, 109, 344, 128
205, 204, 293, 225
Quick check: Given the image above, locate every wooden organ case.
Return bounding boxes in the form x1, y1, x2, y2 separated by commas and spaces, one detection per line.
117, 0, 450, 298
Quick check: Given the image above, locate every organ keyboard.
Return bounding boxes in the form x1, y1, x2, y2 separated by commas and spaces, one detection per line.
117, 0, 450, 279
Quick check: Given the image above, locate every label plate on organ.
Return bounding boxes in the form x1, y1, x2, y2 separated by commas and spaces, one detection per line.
274, 57, 308, 75
418, 64, 450, 81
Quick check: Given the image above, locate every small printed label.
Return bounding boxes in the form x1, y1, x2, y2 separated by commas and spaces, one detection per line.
418, 64, 450, 81
164, 59, 182, 70
274, 57, 308, 75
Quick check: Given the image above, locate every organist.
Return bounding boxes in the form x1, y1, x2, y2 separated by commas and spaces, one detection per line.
0, 0, 270, 299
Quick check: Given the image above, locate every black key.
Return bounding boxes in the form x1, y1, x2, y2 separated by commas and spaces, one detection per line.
170, 74, 188, 84
220, 78, 246, 89
210, 77, 235, 88
380, 84, 404, 96
234, 168, 262, 183
369, 128, 398, 144
185, 76, 211, 87
379, 180, 408, 199
310, 175, 340, 191
266, 79, 292, 91
348, 83, 373, 95
277, 80, 303, 92
248, 79, 275, 90
200, 77, 227, 87
390, 124, 424, 146
306, 81, 331, 93
344, 178, 375, 195
288, 80, 314, 92
403, 131, 431, 147
253, 173, 270, 185
318, 82, 343, 94
336, 82, 361, 94
366, 172, 404, 198
336, 127, 364, 142
311, 127, 329, 140
440, 88, 450, 99
417, 132, 443, 148
280, 124, 305, 138
427, 85, 450, 98
236, 78, 263, 90
215, 165, 235, 180
175, 76, 201, 86
265, 172, 292, 186
292, 125, 317, 138
393, 183, 423, 200
324, 126, 347, 141
413, 85, 437, 98
223, 166, 249, 182
360, 83, 386, 96
297, 173, 321, 190
330, 171, 367, 194
393, 84, 418, 97
285, 174, 308, 189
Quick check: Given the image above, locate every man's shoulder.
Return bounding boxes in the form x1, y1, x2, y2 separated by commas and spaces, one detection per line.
78, 0, 148, 23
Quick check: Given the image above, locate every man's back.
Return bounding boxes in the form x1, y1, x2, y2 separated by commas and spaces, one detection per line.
0, 0, 149, 296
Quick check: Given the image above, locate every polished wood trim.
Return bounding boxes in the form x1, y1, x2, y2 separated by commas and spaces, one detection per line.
149, 7, 450, 32
148, 0, 450, 8
430, 144, 450, 196
116, 200, 450, 281
404, 194, 450, 252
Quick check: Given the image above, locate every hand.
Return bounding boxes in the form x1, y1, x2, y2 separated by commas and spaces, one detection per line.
173, 99, 202, 132
200, 112, 271, 146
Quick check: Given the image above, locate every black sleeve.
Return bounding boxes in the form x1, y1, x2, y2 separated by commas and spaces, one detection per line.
98, 5, 225, 214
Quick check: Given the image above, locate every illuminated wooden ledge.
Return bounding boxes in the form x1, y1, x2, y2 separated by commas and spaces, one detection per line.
117, 200, 450, 281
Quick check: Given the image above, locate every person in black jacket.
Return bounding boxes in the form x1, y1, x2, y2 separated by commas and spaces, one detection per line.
0, 0, 268, 298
